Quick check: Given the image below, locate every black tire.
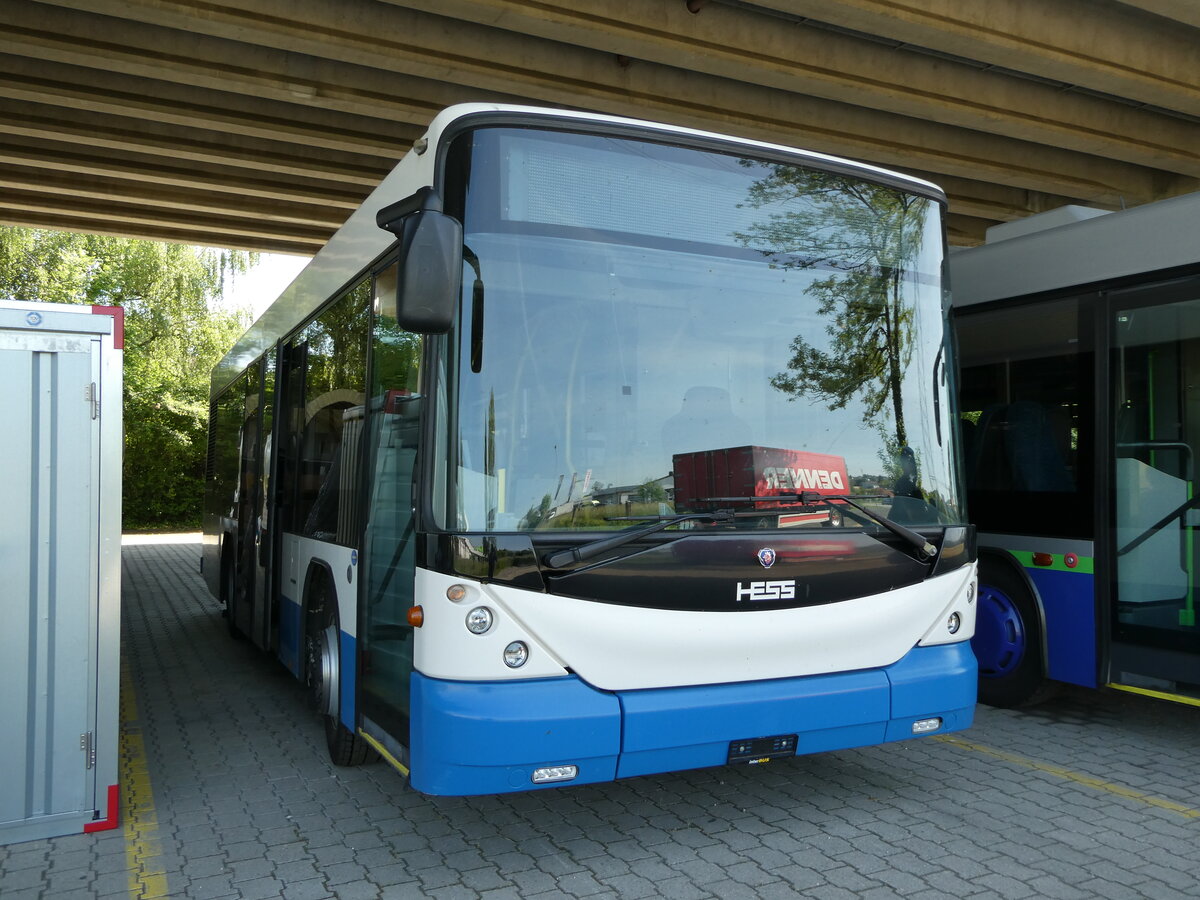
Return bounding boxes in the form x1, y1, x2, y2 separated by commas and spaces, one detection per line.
305, 571, 375, 767
972, 558, 1045, 708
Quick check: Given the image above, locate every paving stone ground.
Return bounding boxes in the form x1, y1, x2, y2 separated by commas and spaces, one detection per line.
3, 535, 1200, 899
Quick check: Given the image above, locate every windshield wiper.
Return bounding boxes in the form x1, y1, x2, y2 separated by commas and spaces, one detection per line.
542, 509, 736, 570
691, 492, 938, 561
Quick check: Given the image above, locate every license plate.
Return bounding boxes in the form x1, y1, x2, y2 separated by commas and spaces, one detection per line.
727, 734, 797, 765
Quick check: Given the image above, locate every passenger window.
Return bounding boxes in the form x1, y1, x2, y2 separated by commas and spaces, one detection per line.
291, 281, 371, 544
957, 298, 1094, 538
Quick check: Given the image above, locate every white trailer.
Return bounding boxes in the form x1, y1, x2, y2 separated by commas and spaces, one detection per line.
0, 300, 123, 843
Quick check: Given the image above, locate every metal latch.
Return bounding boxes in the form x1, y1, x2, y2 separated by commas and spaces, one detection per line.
85, 382, 99, 419
80, 732, 95, 769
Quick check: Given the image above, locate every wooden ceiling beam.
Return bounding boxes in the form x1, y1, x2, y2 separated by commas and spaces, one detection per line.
0, 55, 412, 156
0, 135, 364, 208
0, 166, 349, 230
0, 209, 324, 254
1, 187, 335, 245
23, 0, 1178, 206
749, 0, 1200, 118
379, 0, 1200, 178
0, 102, 393, 186
0, 4, 522, 125
1117, 1, 1200, 29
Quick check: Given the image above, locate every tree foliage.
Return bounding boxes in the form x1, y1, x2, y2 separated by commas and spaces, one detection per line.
735, 169, 931, 450
0, 227, 256, 528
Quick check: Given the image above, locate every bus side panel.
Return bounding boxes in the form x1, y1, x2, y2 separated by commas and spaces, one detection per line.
340, 631, 357, 732
1023, 566, 1098, 688
278, 533, 303, 677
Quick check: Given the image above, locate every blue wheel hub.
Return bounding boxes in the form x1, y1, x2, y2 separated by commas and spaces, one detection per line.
972, 584, 1026, 678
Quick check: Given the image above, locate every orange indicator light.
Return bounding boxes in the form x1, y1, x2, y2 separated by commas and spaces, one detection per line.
407, 605, 424, 627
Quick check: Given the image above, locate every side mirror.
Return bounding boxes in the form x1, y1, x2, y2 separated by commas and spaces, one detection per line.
377, 188, 462, 334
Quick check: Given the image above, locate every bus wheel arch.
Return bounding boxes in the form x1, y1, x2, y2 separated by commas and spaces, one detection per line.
301, 561, 373, 766
973, 552, 1046, 707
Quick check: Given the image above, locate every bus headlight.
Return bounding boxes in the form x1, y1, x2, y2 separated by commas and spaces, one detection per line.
465, 607, 493, 634
947, 612, 962, 634
504, 641, 529, 668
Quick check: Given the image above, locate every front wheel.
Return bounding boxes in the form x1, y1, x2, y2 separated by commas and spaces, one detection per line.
971, 559, 1045, 707
305, 574, 374, 767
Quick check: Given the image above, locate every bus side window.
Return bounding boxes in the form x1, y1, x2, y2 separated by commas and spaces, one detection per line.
289, 281, 371, 543
957, 296, 1093, 537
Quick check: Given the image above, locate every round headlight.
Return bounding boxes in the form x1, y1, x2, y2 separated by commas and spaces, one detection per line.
446, 584, 468, 602
504, 641, 529, 668
947, 611, 962, 635
465, 606, 493, 634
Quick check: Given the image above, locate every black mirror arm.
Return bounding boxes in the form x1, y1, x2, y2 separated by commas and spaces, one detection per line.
377, 186, 443, 236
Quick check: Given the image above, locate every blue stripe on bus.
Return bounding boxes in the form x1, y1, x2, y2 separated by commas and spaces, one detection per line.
340, 630, 356, 731
279, 595, 302, 678
1024, 567, 1098, 688
408, 642, 976, 796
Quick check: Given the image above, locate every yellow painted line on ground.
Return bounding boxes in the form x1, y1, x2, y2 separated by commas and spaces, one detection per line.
1107, 682, 1200, 708
120, 661, 170, 899
934, 734, 1200, 819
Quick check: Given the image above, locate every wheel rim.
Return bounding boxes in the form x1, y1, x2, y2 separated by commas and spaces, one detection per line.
972, 583, 1026, 678
307, 622, 340, 720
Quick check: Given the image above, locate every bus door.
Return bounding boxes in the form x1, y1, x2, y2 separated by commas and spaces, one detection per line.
361, 263, 423, 754
1111, 281, 1200, 685
232, 356, 275, 650
230, 362, 260, 639
252, 354, 276, 649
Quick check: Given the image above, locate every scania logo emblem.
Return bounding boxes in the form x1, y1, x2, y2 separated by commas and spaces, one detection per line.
757, 548, 776, 569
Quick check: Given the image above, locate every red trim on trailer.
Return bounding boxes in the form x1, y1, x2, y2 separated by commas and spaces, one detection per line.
83, 784, 120, 833
90, 304, 124, 349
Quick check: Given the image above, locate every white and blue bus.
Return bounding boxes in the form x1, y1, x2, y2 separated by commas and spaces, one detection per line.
203, 104, 977, 795
952, 193, 1200, 707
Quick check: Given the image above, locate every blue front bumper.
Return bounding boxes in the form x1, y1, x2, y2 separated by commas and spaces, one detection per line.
409, 642, 977, 795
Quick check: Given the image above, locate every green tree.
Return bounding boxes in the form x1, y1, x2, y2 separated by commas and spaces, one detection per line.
735, 169, 931, 450
0, 227, 256, 528
638, 477, 667, 503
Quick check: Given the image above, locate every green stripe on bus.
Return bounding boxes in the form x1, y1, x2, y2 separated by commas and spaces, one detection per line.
1010, 549, 1094, 574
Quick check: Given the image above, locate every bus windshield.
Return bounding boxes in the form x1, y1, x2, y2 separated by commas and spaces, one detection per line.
443, 126, 961, 533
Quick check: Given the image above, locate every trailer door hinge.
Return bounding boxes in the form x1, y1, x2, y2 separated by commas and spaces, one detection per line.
81, 732, 95, 769
85, 382, 99, 419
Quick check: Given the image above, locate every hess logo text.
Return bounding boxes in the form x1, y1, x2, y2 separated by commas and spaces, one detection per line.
736, 580, 796, 602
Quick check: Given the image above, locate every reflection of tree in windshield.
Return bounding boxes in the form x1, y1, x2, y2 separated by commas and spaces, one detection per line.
734, 168, 930, 460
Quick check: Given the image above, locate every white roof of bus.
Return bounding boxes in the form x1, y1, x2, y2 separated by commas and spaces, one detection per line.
212, 103, 945, 393
950, 191, 1200, 307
